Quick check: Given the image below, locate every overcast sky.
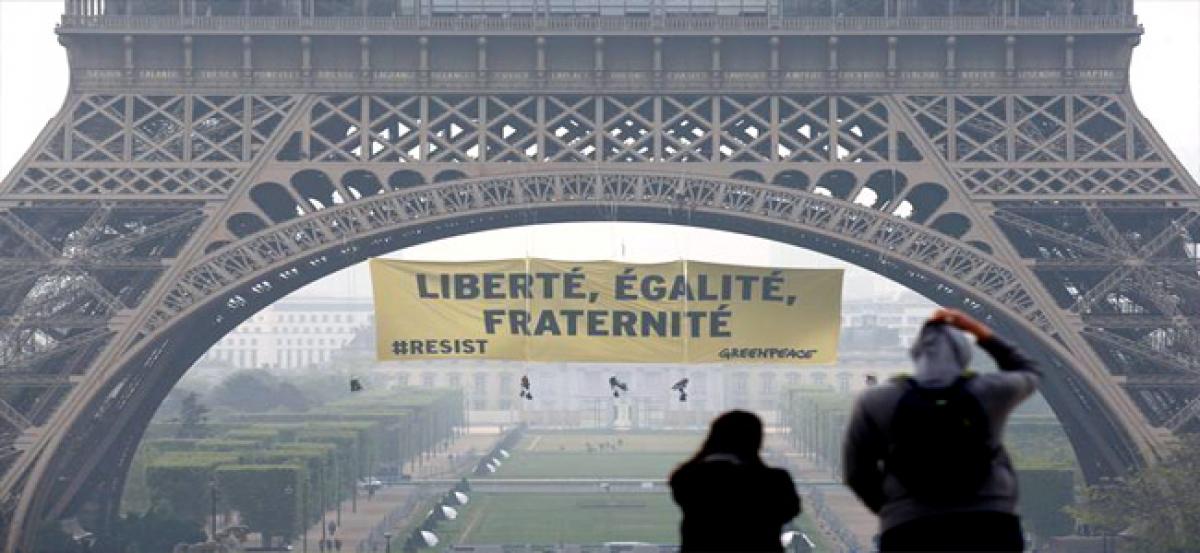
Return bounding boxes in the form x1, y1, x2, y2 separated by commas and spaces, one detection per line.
1, 1, 1197, 300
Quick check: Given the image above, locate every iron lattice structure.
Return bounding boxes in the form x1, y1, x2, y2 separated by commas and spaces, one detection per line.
2, 0, 1199, 549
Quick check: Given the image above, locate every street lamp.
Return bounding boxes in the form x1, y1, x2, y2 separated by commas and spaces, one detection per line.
284, 485, 302, 553
383, 531, 392, 553
335, 462, 342, 527
299, 484, 309, 553
319, 469, 328, 546
208, 478, 219, 542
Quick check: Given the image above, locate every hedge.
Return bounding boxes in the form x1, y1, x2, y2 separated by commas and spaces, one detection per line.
223, 427, 284, 447
216, 464, 304, 546
146, 452, 240, 524
1017, 468, 1076, 540
127, 388, 465, 544
193, 439, 262, 452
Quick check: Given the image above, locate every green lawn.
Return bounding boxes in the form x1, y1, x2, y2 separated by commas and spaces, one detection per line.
424, 433, 835, 550
438, 493, 682, 544
518, 432, 704, 453
486, 432, 701, 478
429, 493, 835, 550
492, 452, 689, 478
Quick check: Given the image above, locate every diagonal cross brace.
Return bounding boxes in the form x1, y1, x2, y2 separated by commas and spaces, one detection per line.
0, 213, 59, 260
1069, 209, 1200, 313
88, 210, 204, 258
1085, 206, 1131, 252
993, 209, 1115, 260
0, 399, 31, 432
1083, 328, 1200, 375
0, 374, 79, 386
1164, 394, 1200, 432
0, 328, 113, 372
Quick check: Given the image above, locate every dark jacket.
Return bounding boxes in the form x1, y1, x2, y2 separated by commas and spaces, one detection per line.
841, 333, 1041, 532
670, 456, 801, 552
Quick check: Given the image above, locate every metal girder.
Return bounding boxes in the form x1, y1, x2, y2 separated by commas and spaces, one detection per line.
88, 210, 204, 258
0, 259, 166, 270
58, 272, 126, 313
0, 269, 126, 321
1065, 210, 1200, 315
1142, 211, 1200, 256
1085, 206, 1131, 252
0, 328, 113, 371
1070, 264, 1138, 313
1082, 328, 1200, 374
0, 213, 58, 260
0, 270, 41, 291
0, 447, 20, 465
0, 400, 31, 432
67, 206, 112, 250
0, 374, 80, 387
1036, 258, 1200, 269
992, 209, 1115, 260
1146, 266, 1200, 295
999, 208, 1197, 267
1121, 374, 1200, 388
0, 316, 110, 329
146, 172, 1053, 340
1083, 314, 1200, 329
1129, 272, 1200, 359
1164, 395, 1200, 432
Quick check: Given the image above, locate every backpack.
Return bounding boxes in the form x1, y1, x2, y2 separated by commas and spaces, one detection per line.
885, 375, 997, 502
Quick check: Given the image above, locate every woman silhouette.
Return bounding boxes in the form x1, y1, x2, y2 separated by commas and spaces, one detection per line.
670, 410, 801, 552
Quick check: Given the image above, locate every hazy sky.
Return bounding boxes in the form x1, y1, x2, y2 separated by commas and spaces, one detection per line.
1, 1, 1197, 300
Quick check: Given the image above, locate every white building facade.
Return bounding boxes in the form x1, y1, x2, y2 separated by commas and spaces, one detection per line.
200, 297, 375, 370
198, 292, 938, 427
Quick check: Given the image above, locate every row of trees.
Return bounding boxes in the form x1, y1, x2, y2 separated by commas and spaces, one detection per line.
135, 388, 464, 548
1070, 435, 1200, 553
780, 386, 1077, 544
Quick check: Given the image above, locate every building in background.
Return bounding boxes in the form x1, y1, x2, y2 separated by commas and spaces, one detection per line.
302, 291, 933, 428
841, 290, 938, 346
193, 292, 937, 426
199, 297, 374, 371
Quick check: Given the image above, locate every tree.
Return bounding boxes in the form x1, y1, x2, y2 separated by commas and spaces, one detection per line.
1017, 469, 1075, 541
211, 370, 280, 413
146, 452, 239, 525
275, 381, 315, 412
216, 464, 304, 547
1071, 435, 1200, 552
211, 370, 314, 413
34, 521, 75, 553
95, 509, 208, 553
176, 392, 212, 439
290, 371, 355, 407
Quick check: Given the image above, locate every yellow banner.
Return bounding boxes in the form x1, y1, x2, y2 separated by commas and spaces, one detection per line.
370, 259, 842, 364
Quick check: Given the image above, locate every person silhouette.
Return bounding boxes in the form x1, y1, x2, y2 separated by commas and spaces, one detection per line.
519, 375, 532, 400
670, 410, 800, 552
842, 308, 1040, 552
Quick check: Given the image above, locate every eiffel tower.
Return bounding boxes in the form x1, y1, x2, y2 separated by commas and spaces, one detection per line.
2, 0, 1198, 549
